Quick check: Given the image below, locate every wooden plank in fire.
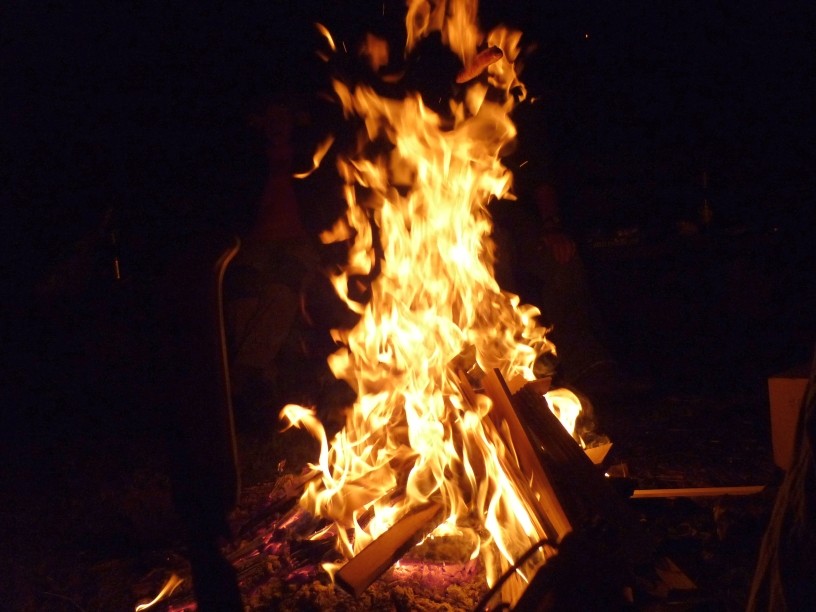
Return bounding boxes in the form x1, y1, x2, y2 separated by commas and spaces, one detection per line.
335, 502, 443, 598
490, 369, 655, 565
481, 370, 573, 543
499, 374, 613, 465
334, 375, 559, 601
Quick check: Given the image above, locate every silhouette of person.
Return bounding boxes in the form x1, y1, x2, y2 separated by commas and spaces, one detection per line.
492, 180, 638, 403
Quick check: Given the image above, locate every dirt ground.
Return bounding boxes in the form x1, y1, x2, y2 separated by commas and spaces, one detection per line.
2, 242, 802, 611
3, 350, 784, 612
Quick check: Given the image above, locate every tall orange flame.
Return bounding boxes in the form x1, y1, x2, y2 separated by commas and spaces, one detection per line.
281, 0, 580, 601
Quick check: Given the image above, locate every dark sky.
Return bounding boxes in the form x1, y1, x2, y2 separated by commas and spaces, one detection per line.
5, 1, 813, 281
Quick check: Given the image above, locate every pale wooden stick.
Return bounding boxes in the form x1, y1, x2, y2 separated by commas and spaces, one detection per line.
335, 503, 442, 597
457, 372, 556, 606
482, 369, 572, 542
630, 485, 766, 499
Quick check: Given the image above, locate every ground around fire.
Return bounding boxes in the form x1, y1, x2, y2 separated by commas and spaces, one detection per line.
3, 321, 785, 612
3, 219, 806, 611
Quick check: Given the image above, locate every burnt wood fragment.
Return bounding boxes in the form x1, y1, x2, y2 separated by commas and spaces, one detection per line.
335, 503, 443, 598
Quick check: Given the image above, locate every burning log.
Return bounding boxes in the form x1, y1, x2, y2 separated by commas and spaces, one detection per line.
485, 369, 655, 566
456, 46, 503, 83
458, 370, 568, 550
480, 371, 572, 542
336, 502, 443, 597
328, 374, 563, 603
330, 375, 562, 603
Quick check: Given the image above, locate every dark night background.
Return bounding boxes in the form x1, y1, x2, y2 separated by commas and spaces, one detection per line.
6, 0, 814, 281
5, 0, 814, 412
2, 0, 815, 608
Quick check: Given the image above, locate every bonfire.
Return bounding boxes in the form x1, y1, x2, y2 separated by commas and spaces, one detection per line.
279, 0, 587, 604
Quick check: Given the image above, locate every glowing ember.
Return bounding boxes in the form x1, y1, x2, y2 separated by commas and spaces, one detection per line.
281, 0, 586, 603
